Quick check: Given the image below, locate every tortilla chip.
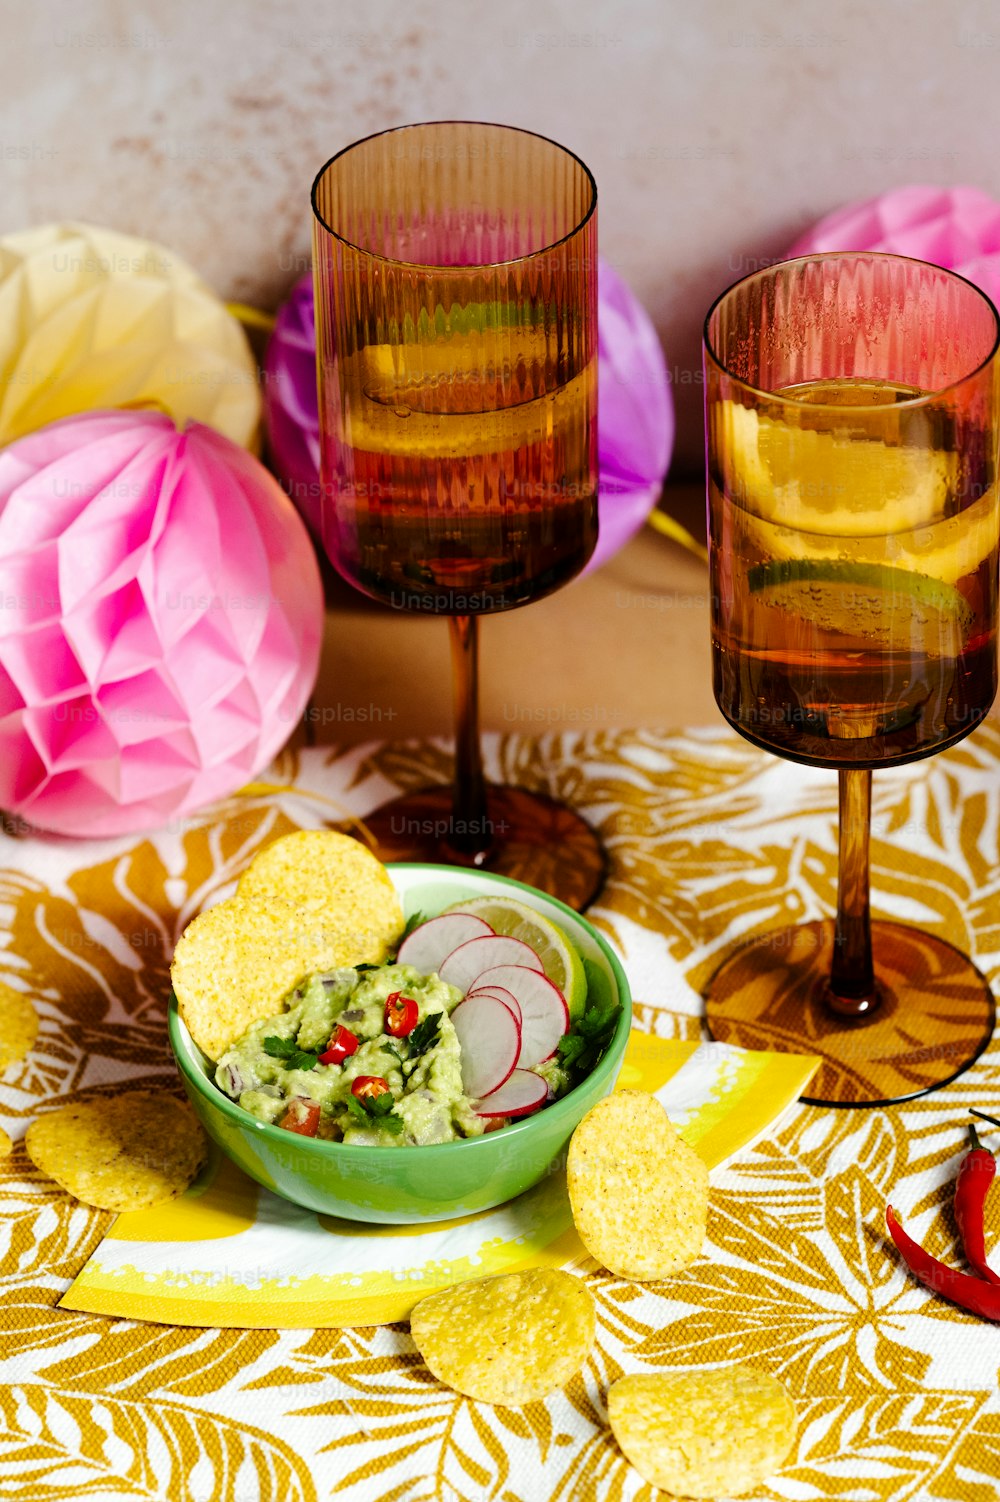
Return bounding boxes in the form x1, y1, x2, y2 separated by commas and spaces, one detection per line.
0, 1126, 12, 1160
411, 1269, 595, 1405
608, 1366, 797, 1498
25, 1092, 207, 1213
238, 831, 403, 953
172, 892, 391, 1060
0, 984, 38, 1071
567, 1090, 708, 1280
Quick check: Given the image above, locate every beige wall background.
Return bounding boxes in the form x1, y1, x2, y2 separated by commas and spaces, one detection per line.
5, 0, 999, 475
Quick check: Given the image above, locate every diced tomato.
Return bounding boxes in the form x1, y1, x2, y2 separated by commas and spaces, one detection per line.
351, 1075, 391, 1103
384, 992, 419, 1037
319, 1025, 360, 1066
279, 1098, 321, 1137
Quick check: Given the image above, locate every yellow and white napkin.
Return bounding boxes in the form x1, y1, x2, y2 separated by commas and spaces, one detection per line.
61, 1033, 818, 1328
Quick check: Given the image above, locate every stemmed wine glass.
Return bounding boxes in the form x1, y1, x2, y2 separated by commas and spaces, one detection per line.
703, 252, 1000, 1106
311, 122, 603, 909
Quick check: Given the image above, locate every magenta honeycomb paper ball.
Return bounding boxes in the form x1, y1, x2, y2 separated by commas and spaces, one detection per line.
787, 184, 1000, 306
262, 261, 674, 573
0, 409, 323, 837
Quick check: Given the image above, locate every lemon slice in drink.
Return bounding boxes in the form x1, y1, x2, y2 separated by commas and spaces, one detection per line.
719, 400, 995, 584
718, 400, 958, 537
737, 489, 998, 587
446, 896, 588, 1020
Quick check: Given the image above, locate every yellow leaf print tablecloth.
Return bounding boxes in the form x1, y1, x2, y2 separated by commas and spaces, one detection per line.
3, 725, 1000, 1502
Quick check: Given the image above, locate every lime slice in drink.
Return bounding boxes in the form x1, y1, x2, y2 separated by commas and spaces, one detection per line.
747, 559, 974, 656
718, 400, 958, 537
445, 896, 588, 1019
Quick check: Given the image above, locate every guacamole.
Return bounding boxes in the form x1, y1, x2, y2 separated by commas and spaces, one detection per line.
214, 962, 572, 1146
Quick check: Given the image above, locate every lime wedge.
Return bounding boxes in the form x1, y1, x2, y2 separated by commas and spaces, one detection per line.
445, 896, 588, 1020
747, 559, 974, 656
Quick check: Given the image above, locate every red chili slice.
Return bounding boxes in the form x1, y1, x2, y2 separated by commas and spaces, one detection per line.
384, 992, 419, 1037
352, 1075, 391, 1102
319, 1025, 360, 1067
279, 1098, 321, 1137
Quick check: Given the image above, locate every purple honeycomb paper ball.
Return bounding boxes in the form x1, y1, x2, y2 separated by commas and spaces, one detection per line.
262, 274, 322, 536
262, 261, 674, 574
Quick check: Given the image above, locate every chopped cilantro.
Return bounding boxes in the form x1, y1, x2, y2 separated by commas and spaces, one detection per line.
263, 1036, 320, 1072
389, 911, 427, 956
576, 993, 620, 1037
556, 962, 622, 1083
556, 1033, 588, 1066
406, 1011, 442, 1060
378, 910, 429, 965
346, 1084, 404, 1134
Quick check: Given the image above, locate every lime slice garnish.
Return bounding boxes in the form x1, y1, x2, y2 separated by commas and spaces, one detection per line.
747, 559, 974, 656
445, 895, 588, 1020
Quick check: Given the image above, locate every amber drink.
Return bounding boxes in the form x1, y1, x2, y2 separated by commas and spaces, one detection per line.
709, 376, 998, 765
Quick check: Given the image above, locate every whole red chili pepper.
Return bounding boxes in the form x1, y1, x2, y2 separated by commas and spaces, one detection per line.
955, 1121, 1000, 1287
885, 1206, 1000, 1322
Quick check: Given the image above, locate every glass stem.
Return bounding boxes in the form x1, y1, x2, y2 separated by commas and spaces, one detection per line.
448, 615, 491, 861
829, 768, 878, 1015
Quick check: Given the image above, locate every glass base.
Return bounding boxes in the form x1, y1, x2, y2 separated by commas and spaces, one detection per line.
704, 918, 995, 1107
358, 784, 606, 912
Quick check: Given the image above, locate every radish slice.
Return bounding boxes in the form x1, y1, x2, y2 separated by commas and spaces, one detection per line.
467, 984, 521, 1025
438, 935, 543, 994
396, 913, 493, 973
468, 965, 569, 1069
450, 994, 521, 1099
474, 1069, 549, 1119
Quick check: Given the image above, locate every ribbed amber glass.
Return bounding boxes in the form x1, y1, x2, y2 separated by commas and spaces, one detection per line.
312, 122, 598, 613
309, 123, 605, 909
702, 253, 1000, 1106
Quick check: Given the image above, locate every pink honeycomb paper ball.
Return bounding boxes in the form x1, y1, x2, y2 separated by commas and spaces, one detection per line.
787, 185, 1000, 307
0, 409, 323, 837
262, 261, 674, 573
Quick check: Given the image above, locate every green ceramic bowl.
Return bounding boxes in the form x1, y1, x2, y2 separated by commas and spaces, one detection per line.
169, 863, 632, 1224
